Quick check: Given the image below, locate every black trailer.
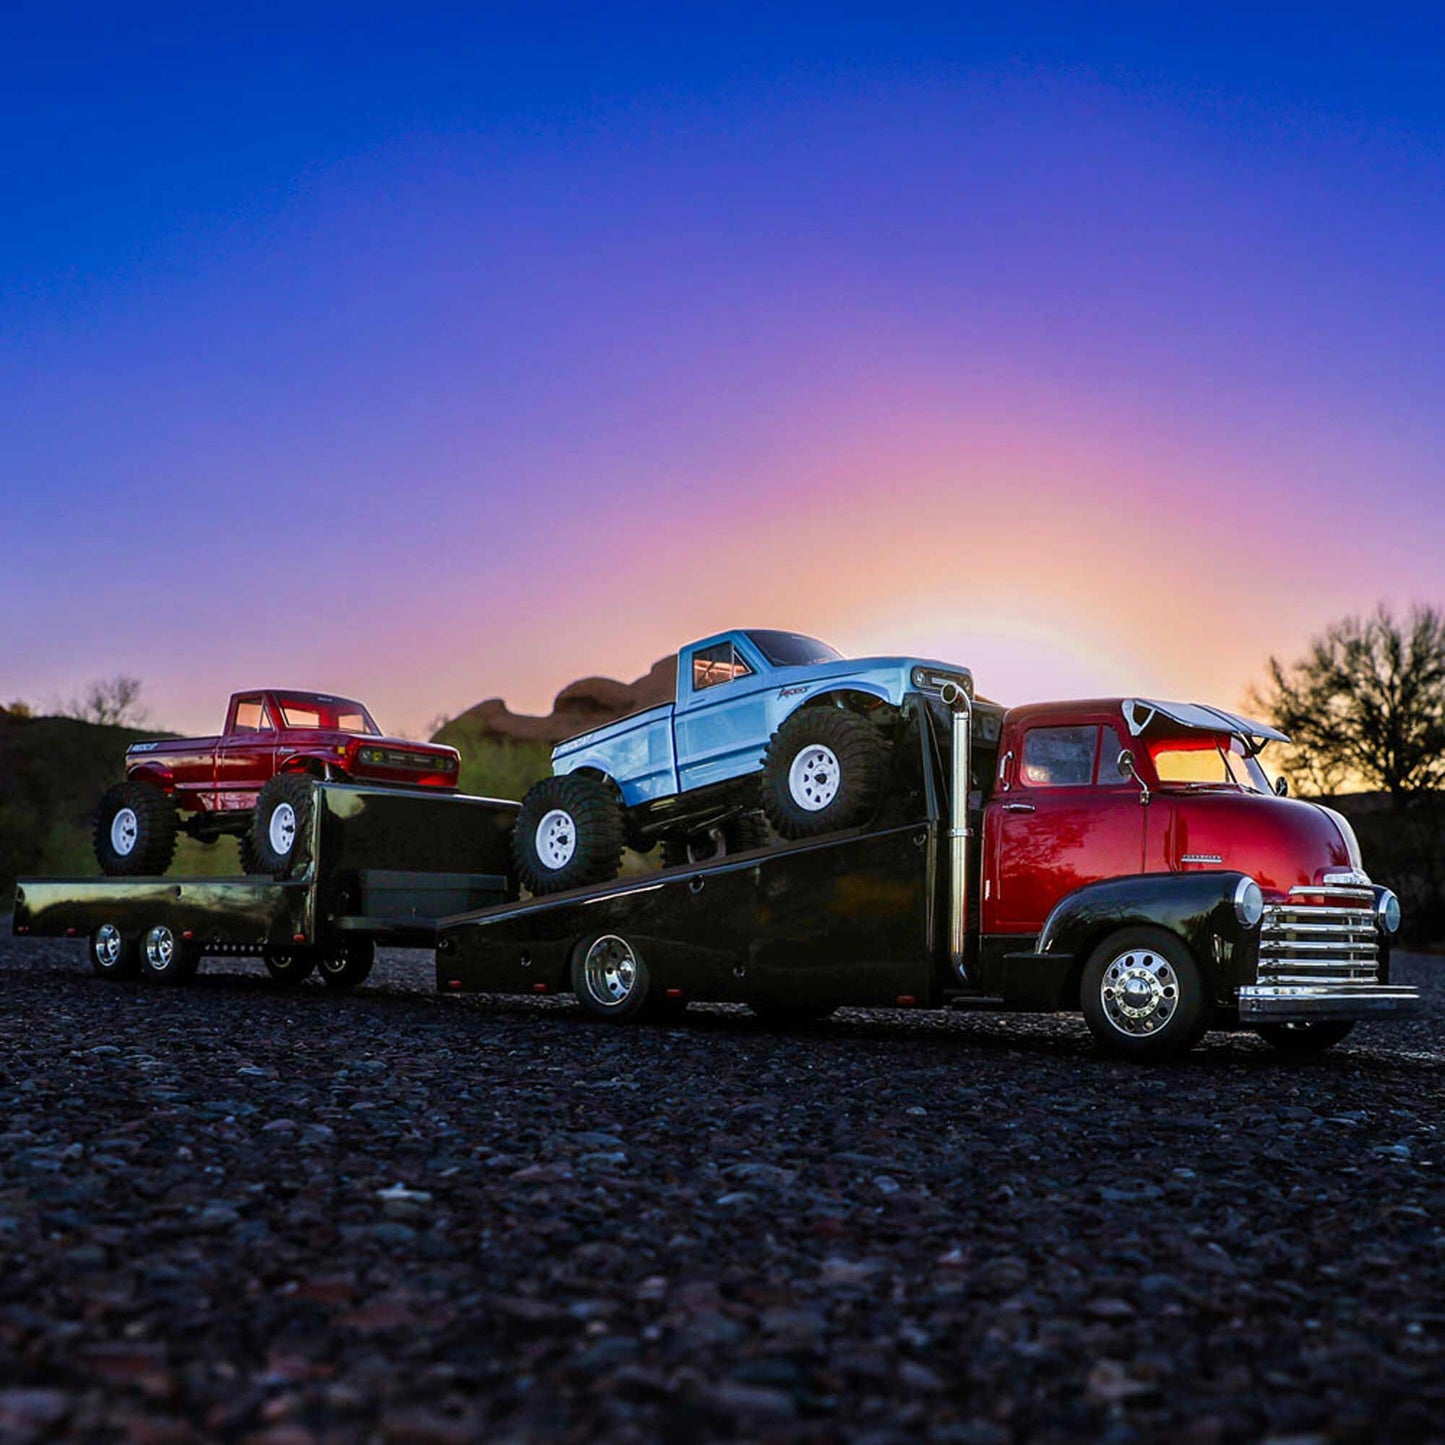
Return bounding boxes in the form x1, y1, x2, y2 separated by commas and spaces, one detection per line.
434, 693, 1420, 1057
13, 782, 518, 987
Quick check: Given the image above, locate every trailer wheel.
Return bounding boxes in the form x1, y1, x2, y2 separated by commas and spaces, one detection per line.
572, 934, 651, 1021
250, 774, 315, 879
89, 924, 140, 981
140, 924, 200, 985
264, 950, 316, 985
513, 775, 626, 895
661, 811, 769, 869
760, 709, 890, 839
1254, 1021, 1356, 1054
93, 781, 178, 876
1079, 927, 1207, 1060
317, 937, 375, 990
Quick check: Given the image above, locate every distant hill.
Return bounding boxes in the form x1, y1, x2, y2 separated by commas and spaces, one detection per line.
432, 657, 676, 805
0, 710, 237, 900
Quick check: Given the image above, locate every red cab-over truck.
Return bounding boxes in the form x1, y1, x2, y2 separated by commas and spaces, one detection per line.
435, 684, 1418, 1059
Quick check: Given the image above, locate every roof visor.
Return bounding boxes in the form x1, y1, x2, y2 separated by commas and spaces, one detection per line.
1122, 698, 1290, 747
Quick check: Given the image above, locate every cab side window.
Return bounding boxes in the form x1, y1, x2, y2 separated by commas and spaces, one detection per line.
232, 698, 272, 733
1021, 725, 1134, 787
1021, 726, 1097, 786
692, 642, 754, 691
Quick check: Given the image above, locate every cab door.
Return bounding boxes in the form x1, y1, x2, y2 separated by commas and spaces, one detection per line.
986, 722, 1145, 936
214, 695, 279, 812
673, 634, 773, 791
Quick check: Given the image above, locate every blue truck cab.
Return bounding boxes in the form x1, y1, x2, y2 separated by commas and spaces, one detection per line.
513, 629, 977, 894
554, 629, 970, 805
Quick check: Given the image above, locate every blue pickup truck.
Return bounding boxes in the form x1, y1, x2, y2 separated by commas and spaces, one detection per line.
512, 628, 976, 893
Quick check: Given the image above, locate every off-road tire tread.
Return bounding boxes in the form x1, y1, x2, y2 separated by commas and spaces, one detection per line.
760, 708, 891, 840
250, 773, 316, 880
513, 775, 626, 895
93, 781, 179, 876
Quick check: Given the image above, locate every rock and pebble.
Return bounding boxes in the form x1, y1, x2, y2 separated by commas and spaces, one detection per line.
0, 936, 1441, 1440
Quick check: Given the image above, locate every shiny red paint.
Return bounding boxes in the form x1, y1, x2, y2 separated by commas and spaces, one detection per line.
122, 690, 460, 814
980, 698, 1357, 937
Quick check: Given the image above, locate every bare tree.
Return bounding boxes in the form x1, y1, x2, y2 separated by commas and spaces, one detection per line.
1250, 604, 1445, 804
65, 675, 148, 728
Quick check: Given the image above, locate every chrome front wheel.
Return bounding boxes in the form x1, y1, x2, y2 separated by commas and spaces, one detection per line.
1080, 928, 1206, 1060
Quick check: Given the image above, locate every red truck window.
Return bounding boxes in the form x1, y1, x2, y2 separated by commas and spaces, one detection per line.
274, 696, 379, 734
233, 698, 273, 732
1022, 726, 1129, 787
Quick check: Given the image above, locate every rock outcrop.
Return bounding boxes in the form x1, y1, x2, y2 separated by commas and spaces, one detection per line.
445, 656, 677, 746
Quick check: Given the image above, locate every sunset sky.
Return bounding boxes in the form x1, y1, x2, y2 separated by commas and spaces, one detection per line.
4, 4, 1444, 738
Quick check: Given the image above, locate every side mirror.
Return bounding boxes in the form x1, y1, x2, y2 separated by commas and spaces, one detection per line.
1274, 775, 1289, 797
1118, 749, 1151, 807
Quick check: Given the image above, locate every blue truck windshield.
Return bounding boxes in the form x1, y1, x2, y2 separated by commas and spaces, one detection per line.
746, 630, 843, 667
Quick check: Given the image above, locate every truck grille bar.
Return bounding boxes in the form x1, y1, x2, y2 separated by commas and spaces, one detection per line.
1256, 885, 1379, 988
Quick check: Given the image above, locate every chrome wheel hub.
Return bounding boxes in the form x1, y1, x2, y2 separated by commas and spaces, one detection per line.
536, 809, 576, 870
269, 801, 297, 856
145, 925, 176, 973
1101, 949, 1178, 1035
110, 808, 139, 856
789, 744, 841, 811
94, 924, 123, 968
582, 935, 639, 1006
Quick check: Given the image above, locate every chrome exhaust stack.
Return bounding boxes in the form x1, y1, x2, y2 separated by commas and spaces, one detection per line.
939, 682, 973, 984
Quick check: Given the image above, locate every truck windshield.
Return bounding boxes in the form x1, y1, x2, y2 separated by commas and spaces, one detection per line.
1149, 735, 1272, 793
276, 697, 380, 734
746, 631, 843, 667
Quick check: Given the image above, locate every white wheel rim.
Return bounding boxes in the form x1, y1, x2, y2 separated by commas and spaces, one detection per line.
582, 935, 639, 1006
788, 744, 841, 811
110, 808, 139, 856
536, 809, 577, 870
95, 924, 122, 968
1101, 949, 1179, 1036
269, 801, 297, 855
145, 926, 175, 973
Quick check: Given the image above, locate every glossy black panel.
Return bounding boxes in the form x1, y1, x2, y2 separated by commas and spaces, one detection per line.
13, 877, 311, 949
1033, 871, 1257, 1004
438, 822, 937, 1007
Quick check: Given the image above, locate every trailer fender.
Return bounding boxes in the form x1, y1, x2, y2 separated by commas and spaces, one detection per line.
1036, 872, 1259, 1008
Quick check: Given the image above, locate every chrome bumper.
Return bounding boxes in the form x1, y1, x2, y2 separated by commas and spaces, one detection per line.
1237, 983, 1423, 1021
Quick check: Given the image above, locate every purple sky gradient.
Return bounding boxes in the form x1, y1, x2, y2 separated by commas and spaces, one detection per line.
3, 7, 1443, 737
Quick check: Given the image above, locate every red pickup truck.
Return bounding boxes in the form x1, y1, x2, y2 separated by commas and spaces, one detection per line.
93, 690, 460, 878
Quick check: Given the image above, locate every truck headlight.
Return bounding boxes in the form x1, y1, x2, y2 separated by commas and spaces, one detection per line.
1376, 889, 1401, 936
1233, 876, 1265, 929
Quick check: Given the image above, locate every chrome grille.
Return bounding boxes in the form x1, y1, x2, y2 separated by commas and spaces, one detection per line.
1257, 885, 1379, 987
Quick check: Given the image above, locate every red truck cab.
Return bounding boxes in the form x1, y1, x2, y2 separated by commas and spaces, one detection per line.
981, 697, 1357, 939
96, 691, 460, 878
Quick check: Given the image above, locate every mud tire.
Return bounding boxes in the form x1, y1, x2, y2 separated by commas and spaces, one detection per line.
250, 774, 315, 879
760, 709, 891, 840
93, 781, 178, 876
513, 775, 626, 895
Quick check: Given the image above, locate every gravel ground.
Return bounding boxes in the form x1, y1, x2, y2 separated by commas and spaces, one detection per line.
0, 936, 1441, 1444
